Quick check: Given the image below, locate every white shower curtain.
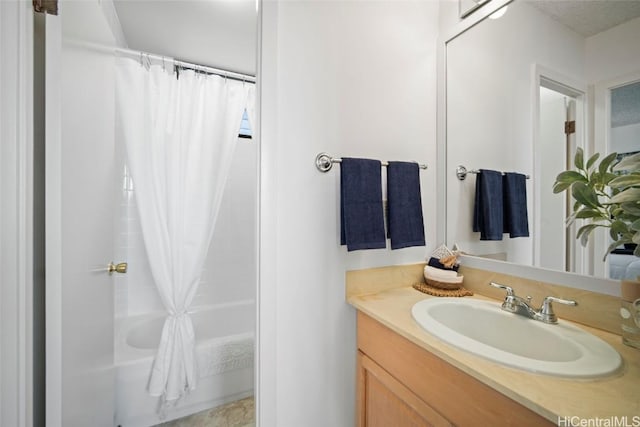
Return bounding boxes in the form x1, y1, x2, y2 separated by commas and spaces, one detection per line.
115, 57, 252, 402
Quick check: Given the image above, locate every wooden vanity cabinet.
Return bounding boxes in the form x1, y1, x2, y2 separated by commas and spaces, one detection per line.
356, 312, 553, 427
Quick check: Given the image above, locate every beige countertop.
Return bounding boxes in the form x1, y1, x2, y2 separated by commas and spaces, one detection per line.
348, 286, 640, 423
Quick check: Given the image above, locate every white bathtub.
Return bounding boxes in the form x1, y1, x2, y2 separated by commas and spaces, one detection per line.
115, 300, 255, 427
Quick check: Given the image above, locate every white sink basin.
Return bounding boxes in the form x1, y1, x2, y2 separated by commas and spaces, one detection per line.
411, 298, 622, 378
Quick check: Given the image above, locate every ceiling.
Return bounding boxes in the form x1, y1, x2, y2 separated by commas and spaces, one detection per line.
527, 0, 640, 37
113, 0, 257, 76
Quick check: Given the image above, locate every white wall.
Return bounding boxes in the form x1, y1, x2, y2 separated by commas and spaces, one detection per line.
612, 123, 640, 154
259, 1, 439, 425
586, 15, 640, 84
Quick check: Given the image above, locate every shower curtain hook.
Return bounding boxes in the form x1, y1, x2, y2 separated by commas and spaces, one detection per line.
139, 52, 143, 66
162, 56, 165, 71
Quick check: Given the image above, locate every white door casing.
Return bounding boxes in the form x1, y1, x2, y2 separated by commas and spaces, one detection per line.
0, 1, 34, 427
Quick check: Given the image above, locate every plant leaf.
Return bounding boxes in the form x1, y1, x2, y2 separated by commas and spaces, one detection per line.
571, 182, 601, 209
611, 219, 628, 234
586, 152, 600, 171
613, 152, 640, 172
635, 244, 640, 257
555, 170, 587, 184
633, 230, 640, 244
610, 227, 619, 241
600, 172, 618, 186
574, 147, 584, 170
608, 187, 640, 204
609, 174, 640, 189
574, 208, 604, 220
574, 200, 582, 212
604, 239, 625, 261
622, 202, 640, 216
599, 152, 619, 176
553, 181, 573, 194
577, 223, 598, 246
631, 218, 640, 231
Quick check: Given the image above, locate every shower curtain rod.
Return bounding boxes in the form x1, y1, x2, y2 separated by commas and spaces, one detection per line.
63, 38, 256, 84
115, 46, 256, 84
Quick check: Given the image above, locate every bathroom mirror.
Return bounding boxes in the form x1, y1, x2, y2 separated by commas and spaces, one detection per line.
443, 0, 640, 286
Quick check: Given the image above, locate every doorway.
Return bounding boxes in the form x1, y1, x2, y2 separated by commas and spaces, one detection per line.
534, 70, 586, 275
38, 2, 259, 426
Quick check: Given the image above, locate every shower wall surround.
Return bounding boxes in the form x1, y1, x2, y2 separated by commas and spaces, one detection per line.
114, 138, 257, 318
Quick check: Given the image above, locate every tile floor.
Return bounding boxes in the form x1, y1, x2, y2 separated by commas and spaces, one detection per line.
158, 397, 255, 427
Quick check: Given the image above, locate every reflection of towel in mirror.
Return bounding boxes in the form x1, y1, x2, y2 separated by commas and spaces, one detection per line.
340, 158, 386, 251
503, 172, 529, 238
387, 161, 426, 249
473, 169, 504, 241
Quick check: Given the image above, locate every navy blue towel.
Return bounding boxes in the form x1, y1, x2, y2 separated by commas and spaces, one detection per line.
503, 172, 529, 238
473, 169, 504, 241
340, 158, 386, 251
428, 257, 459, 272
387, 161, 426, 249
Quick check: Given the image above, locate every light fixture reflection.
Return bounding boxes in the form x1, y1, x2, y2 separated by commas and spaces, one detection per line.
489, 5, 508, 19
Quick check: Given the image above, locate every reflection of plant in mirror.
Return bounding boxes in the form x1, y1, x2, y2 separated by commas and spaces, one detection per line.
553, 148, 640, 260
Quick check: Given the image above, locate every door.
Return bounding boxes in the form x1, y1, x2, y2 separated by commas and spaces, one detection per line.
44, 7, 119, 426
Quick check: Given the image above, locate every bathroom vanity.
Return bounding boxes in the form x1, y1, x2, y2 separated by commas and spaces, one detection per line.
348, 264, 640, 426
357, 311, 551, 426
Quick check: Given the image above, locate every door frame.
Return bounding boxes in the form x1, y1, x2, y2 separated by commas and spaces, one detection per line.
0, 1, 34, 426
531, 64, 588, 275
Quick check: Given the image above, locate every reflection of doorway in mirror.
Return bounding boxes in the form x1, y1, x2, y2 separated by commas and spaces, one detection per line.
607, 80, 640, 280
536, 75, 585, 275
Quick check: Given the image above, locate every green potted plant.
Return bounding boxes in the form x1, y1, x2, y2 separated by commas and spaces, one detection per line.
553, 147, 640, 259
554, 147, 640, 349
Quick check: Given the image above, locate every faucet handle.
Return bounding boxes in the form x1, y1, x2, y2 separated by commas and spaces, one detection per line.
490, 282, 515, 296
539, 296, 578, 324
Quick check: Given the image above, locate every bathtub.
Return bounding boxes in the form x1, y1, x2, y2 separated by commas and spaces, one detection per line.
115, 300, 255, 427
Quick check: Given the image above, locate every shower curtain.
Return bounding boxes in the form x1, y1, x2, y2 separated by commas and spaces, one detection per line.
115, 57, 253, 403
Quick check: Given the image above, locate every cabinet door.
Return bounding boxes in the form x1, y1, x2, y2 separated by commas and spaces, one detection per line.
357, 312, 554, 427
358, 351, 452, 427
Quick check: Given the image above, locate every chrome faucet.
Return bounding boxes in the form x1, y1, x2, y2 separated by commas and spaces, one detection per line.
489, 282, 577, 324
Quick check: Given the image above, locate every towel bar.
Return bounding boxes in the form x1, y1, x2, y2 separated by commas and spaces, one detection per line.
456, 165, 530, 181
315, 152, 428, 173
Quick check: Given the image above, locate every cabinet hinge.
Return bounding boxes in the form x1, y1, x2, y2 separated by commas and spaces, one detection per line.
565, 120, 576, 135
33, 0, 58, 15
